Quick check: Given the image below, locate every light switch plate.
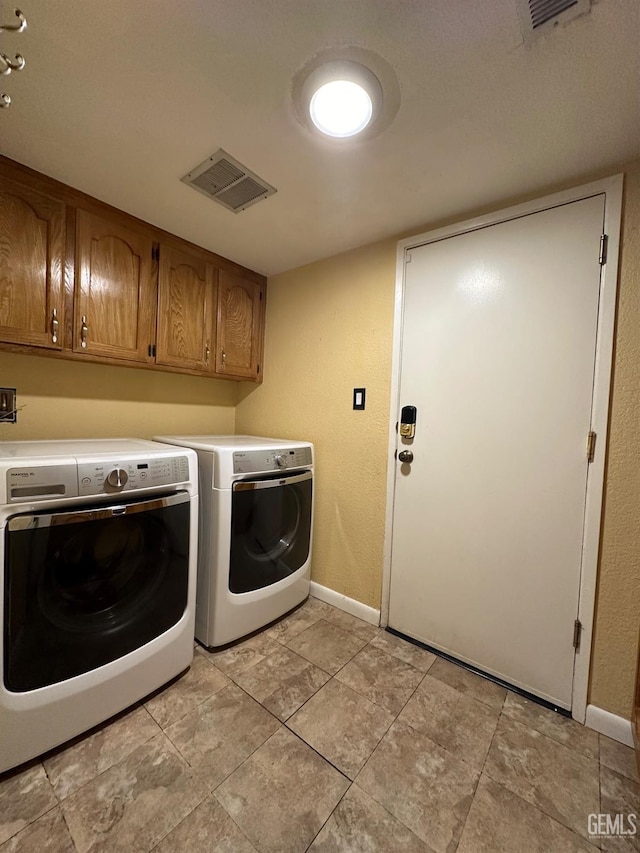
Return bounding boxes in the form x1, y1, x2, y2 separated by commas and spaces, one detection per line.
353, 388, 366, 410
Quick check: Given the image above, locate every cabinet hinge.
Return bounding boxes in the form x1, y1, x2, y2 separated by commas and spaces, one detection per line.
599, 234, 608, 266
573, 619, 582, 650
587, 430, 597, 463
148, 344, 157, 358
152, 246, 159, 262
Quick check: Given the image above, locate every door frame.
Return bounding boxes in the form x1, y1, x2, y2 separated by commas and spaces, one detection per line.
381, 175, 623, 722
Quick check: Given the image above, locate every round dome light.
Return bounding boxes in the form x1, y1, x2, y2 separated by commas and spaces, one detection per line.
297, 59, 384, 141
309, 79, 373, 138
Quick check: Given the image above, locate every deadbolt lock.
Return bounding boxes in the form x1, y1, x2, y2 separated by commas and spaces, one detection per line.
398, 450, 414, 463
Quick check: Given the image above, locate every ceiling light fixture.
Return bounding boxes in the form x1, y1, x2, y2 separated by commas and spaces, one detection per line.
302, 60, 383, 140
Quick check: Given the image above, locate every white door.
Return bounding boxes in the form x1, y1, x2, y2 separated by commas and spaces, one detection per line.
389, 194, 605, 709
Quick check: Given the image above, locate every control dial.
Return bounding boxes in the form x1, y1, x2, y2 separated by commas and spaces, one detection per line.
274, 454, 288, 469
106, 467, 129, 490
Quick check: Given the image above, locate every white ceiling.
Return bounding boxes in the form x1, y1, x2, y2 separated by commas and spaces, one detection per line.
1, 0, 639, 276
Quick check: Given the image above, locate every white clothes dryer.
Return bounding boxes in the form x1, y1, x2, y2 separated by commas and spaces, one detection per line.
0, 439, 198, 773
154, 435, 313, 647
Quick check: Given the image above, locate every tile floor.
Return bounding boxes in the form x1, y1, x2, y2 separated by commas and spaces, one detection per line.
1, 595, 638, 852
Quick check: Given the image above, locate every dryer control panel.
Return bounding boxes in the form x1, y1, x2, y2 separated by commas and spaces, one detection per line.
233, 447, 312, 475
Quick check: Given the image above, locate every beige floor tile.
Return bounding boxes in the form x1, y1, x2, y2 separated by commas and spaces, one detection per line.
144, 655, 230, 729
503, 693, 599, 759
197, 633, 283, 680
484, 715, 600, 840
164, 683, 280, 789
44, 705, 160, 800
215, 727, 349, 853
0, 763, 58, 845
369, 630, 437, 672
601, 840, 639, 853
428, 657, 507, 710
288, 679, 394, 779
0, 806, 75, 853
153, 794, 257, 853
60, 732, 207, 853
308, 784, 434, 852
600, 736, 639, 784
286, 620, 367, 675
398, 674, 501, 770
304, 597, 336, 618
335, 644, 424, 714
357, 720, 479, 853
233, 646, 329, 720
457, 774, 600, 853
264, 603, 324, 644
322, 608, 379, 642
599, 766, 640, 853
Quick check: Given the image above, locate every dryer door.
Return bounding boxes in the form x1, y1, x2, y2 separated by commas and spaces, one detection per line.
230, 470, 312, 593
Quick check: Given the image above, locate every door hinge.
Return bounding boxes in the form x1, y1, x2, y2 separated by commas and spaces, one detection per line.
573, 619, 582, 650
587, 430, 597, 463
599, 234, 608, 266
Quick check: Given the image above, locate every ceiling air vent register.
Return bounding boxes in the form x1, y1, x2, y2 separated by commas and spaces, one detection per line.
517, 0, 591, 41
182, 150, 276, 213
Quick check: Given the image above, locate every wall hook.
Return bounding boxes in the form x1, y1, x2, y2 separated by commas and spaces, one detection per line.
0, 9, 27, 33
1, 9, 28, 108
0, 53, 25, 74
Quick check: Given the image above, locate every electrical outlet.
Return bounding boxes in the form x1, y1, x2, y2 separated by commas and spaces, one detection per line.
0, 388, 17, 423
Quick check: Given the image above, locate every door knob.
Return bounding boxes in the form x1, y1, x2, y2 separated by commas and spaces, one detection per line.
398, 450, 413, 463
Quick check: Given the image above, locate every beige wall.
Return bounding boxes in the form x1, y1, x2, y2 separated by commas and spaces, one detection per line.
236, 159, 640, 720
0, 352, 236, 439
236, 241, 396, 607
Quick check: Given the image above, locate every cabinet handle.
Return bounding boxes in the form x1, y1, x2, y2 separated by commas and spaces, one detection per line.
221, 349, 226, 367
80, 315, 88, 349
51, 308, 59, 344
205, 344, 210, 361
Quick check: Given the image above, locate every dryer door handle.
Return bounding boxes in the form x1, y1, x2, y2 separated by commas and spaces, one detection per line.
233, 470, 312, 491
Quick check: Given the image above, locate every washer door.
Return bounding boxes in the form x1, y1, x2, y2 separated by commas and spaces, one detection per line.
230, 470, 312, 593
4, 492, 191, 692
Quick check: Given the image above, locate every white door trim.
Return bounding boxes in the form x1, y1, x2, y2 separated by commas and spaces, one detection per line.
382, 175, 623, 723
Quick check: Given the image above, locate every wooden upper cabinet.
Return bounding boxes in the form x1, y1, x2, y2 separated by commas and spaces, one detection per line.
216, 270, 264, 380
74, 209, 155, 362
156, 244, 217, 373
0, 177, 64, 349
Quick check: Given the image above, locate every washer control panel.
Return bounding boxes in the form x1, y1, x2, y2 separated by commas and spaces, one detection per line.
6, 455, 191, 501
233, 447, 312, 475
77, 455, 191, 495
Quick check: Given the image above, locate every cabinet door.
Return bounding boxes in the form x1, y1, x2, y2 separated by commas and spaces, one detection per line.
0, 177, 64, 349
216, 270, 263, 380
74, 210, 155, 362
156, 244, 217, 373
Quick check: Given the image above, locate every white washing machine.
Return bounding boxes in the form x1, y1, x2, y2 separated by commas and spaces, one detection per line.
0, 438, 198, 773
154, 435, 313, 647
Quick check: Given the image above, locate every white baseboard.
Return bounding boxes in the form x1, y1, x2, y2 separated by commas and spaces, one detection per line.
309, 581, 380, 626
585, 704, 634, 747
